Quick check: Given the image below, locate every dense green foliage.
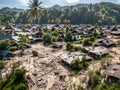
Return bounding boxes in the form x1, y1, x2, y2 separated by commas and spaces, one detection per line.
82, 36, 97, 46
43, 33, 53, 45
94, 83, 120, 90
0, 7, 21, 25
64, 24, 73, 42
0, 3, 120, 25
2, 69, 27, 90
0, 39, 11, 51
66, 42, 74, 51
18, 35, 31, 51
70, 55, 89, 70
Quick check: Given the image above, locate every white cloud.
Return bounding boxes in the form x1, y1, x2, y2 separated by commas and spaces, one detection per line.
66, 0, 79, 3
19, 0, 29, 6
117, 0, 120, 3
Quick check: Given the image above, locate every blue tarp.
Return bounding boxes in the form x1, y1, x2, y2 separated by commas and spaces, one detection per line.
0, 35, 11, 40
1, 51, 8, 57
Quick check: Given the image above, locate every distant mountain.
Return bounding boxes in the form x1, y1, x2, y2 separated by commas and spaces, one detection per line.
50, 4, 89, 10
1, 2, 120, 25
0, 7, 24, 12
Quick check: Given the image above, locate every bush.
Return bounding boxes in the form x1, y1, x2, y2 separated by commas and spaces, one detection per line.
2, 69, 27, 90
90, 36, 95, 42
32, 50, 38, 56
15, 83, 27, 90
96, 35, 101, 39
52, 36, 57, 42
74, 46, 81, 51
70, 55, 89, 70
9, 46, 17, 52
66, 42, 74, 51
43, 33, 52, 45
82, 38, 92, 46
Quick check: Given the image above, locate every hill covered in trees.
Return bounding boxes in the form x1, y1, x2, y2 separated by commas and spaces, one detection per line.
0, 2, 120, 25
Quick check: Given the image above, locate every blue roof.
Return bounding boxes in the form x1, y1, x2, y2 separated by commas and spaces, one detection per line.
1, 51, 8, 57
0, 35, 11, 40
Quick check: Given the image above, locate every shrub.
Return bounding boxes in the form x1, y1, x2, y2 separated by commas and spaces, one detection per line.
82, 38, 92, 46
43, 33, 52, 45
9, 46, 17, 52
14, 69, 26, 82
74, 46, 81, 51
52, 36, 57, 42
70, 55, 89, 70
2, 69, 27, 90
15, 83, 27, 90
32, 50, 38, 56
66, 42, 74, 51
90, 36, 95, 42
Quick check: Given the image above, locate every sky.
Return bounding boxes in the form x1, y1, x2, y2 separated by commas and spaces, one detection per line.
0, 0, 120, 9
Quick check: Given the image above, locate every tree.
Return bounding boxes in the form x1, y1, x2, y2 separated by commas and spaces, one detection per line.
89, 36, 95, 42
82, 38, 92, 46
52, 30, 59, 37
2, 69, 27, 90
18, 35, 31, 52
28, 0, 43, 24
0, 39, 11, 51
43, 33, 52, 45
66, 42, 74, 51
70, 54, 88, 70
65, 24, 73, 42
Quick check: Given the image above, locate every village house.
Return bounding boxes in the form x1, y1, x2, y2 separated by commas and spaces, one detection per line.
60, 52, 92, 66
111, 30, 120, 36
103, 64, 120, 85
3, 26, 14, 35
97, 38, 115, 47
83, 46, 108, 59
72, 29, 83, 40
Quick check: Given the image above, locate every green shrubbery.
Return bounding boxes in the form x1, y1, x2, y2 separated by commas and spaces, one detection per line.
9, 46, 17, 52
88, 70, 120, 90
66, 42, 81, 52
32, 50, 38, 56
94, 83, 120, 90
66, 42, 74, 50
2, 69, 27, 90
70, 55, 89, 70
82, 37, 95, 46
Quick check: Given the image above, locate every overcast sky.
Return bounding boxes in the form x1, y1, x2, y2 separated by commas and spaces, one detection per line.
0, 0, 120, 9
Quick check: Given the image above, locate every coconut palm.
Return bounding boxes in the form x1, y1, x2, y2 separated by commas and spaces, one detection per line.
28, 0, 43, 24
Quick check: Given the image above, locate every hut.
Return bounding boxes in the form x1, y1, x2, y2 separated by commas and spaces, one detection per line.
83, 46, 108, 59
103, 64, 120, 84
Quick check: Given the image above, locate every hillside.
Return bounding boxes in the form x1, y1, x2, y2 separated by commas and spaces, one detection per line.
0, 2, 120, 25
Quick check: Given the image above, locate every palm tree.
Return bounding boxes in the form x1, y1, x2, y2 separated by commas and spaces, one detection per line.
28, 0, 43, 24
